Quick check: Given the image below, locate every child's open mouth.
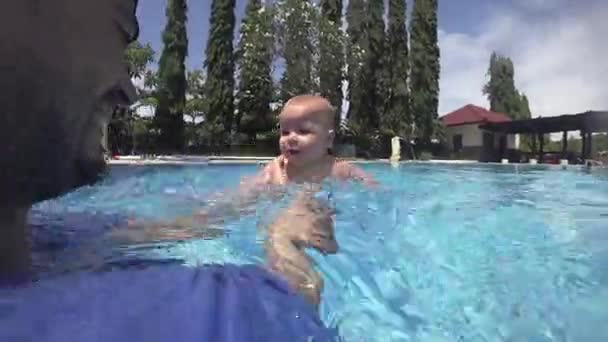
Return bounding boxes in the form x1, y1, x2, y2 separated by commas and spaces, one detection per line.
287, 149, 300, 156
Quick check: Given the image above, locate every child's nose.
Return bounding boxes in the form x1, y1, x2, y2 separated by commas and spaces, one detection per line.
286, 132, 298, 143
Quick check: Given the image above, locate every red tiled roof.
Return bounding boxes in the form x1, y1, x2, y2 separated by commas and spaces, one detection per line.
440, 104, 511, 127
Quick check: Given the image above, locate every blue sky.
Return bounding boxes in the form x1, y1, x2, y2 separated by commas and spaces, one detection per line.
137, 0, 497, 69
136, 0, 608, 118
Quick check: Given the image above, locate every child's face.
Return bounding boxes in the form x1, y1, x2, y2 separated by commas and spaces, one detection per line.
278, 104, 334, 166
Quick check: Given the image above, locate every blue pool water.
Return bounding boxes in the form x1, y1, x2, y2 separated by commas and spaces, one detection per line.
29, 163, 608, 341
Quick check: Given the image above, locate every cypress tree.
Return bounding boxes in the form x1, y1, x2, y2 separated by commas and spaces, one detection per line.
483, 52, 530, 120
204, 0, 236, 146
519, 93, 538, 151
318, 0, 345, 131
384, 0, 409, 137
276, 0, 317, 102
364, 0, 387, 131
520, 94, 531, 119
235, 0, 274, 142
483, 52, 536, 151
345, 0, 368, 129
154, 0, 188, 152
409, 0, 440, 143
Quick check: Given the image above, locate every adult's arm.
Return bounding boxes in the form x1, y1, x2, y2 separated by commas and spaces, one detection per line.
110, 162, 278, 244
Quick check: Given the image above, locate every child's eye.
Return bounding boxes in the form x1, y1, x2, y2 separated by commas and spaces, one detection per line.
298, 129, 311, 135
281, 130, 290, 136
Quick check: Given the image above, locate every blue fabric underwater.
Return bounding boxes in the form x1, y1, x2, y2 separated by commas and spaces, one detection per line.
28, 209, 129, 252
1, 210, 338, 341
0, 264, 338, 342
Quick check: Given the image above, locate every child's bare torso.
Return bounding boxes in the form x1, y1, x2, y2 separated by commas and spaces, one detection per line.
261, 155, 375, 187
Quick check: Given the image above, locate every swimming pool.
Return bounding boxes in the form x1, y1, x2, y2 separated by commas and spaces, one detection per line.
29, 162, 608, 341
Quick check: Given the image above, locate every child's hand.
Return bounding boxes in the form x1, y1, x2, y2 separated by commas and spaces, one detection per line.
265, 193, 337, 309
274, 195, 338, 255
300, 203, 338, 255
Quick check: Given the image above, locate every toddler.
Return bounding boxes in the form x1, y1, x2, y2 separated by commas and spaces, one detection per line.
114, 95, 376, 308
118, 94, 376, 239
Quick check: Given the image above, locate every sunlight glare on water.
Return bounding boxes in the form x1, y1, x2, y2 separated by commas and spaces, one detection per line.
30, 163, 608, 341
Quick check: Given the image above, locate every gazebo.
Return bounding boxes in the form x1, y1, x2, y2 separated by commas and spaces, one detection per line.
480, 110, 608, 162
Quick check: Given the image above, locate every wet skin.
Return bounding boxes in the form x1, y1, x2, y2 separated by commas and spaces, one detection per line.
0, 0, 139, 275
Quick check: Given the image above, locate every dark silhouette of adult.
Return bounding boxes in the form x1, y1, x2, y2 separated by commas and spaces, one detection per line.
0, 2, 336, 341
0, 0, 139, 275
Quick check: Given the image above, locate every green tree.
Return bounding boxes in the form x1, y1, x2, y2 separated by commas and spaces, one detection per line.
345, 0, 368, 129
318, 0, 345, 132
409, 0, 440, 143
132, 68, 162, 119
384, 0, 409, 137
520, 94, 531, 118
364, 0, 387, 131
125, 42, 156, 81
154, 0, 189, 152
141, 69, 160, 98
204, 0, 237, 147
132, 116, 156, 154
235, 0, 275, 142
108, 41, 155, 155
184, 69, 206, 147
482, 52, 537, 151
275, 0, 318, 102
482, 52, 531, 120
518, 93, 541, 152
130, 68, 160, 154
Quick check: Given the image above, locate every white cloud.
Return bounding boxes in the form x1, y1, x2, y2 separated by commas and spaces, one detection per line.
438, 1, 608, 118
513, 0, 568, 12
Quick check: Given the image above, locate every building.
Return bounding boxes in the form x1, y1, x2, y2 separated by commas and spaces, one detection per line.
480, 110, 608, 163
440, 104, 519, 162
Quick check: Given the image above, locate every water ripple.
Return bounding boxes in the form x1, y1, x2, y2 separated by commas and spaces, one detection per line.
28, 163, 608, 341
